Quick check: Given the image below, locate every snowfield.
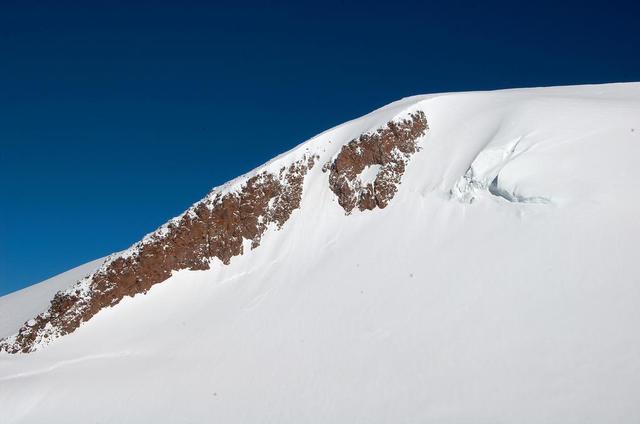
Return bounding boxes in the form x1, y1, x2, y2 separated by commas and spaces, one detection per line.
2, 82, 640, 423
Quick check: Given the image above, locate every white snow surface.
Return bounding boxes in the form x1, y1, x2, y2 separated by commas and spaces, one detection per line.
2, 82, 640, 423
358, 164, 382, 185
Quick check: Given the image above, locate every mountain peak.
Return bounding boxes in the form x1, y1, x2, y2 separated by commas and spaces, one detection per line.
3, 83, 640, 423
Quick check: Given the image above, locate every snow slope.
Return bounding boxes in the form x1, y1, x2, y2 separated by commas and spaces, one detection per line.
2, 83, 640, 423
0, 258, 106, 339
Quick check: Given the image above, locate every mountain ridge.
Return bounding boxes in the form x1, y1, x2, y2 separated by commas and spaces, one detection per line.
0, 111, 428, 353
2, 82, 640, 423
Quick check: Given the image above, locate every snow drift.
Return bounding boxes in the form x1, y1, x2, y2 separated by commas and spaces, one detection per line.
1, 83, 640, 423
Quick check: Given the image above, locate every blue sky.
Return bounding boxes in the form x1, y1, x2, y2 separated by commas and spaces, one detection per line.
1, 0, 638, 295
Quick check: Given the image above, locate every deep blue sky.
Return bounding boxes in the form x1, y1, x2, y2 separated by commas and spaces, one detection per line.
1, 0, 638, 295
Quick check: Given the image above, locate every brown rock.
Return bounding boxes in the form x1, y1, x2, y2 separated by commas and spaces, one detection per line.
328, 111, 428, 213
0, 155, 317, 354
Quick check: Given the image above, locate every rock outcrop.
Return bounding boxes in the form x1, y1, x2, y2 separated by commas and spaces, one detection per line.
0, 155, 317, 353
327, 111, 428, 213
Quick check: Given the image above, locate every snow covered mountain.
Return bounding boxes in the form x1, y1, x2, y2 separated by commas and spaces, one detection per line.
1, 83, 640, 423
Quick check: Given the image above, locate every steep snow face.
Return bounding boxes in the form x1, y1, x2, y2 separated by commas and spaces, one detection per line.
1, 83, 640, 423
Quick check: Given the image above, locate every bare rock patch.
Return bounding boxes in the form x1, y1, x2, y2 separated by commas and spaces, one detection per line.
327, 111, 428, 213
1, 154, 318, 353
